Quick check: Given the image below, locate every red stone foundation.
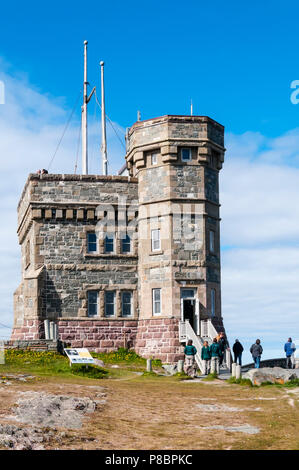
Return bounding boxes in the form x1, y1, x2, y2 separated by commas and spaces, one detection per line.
10, 319, 43, 341
135, 318, 184, 363
57, 319, 138, 353
10, 317, 185, 363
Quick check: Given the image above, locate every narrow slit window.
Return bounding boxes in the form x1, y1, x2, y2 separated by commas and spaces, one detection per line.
209, 230, 215, 253
152, 288, 161, 315
211, 289, 216, 317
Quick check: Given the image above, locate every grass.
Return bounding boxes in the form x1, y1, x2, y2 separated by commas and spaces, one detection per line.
227, 377, 253, 386
203, 372, 218, 381
91, 348, 162, 369
0, 348, 162, 380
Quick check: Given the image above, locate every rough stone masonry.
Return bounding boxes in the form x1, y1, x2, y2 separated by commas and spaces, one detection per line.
11, 115, 227, 363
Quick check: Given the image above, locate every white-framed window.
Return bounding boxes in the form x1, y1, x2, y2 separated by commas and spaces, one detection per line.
151, 229, 161, 252
105, 291, 116, 317
105, 234, 114, 253
181, 147, 192, 161
87, 232, 97, 253
211, 289, 216, 317
88, 291, 98, 317
122, 291, 132, 317
151, 152, 158, 165
121, 234, 131, 253
152, 288, 161, 315
209, 230, 215, 253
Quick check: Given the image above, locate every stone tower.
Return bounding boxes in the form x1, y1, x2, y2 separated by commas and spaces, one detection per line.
127, 116, 225, 362
11, 114, 226, 365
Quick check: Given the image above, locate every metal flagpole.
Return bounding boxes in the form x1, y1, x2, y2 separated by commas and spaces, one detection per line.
82, 40, 88, 175
100, 61, 108, 175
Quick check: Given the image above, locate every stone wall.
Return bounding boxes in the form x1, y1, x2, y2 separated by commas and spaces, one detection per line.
135, 318, 184, 363
58, 318, 138, 352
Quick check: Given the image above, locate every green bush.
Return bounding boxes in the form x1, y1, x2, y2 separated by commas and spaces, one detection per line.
71, 364, 108, 379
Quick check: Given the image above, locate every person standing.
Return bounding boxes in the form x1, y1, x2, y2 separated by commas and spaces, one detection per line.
210, 337, 221, 374
218, 332, 229, 367
250, 339, 263, 368
201, 341, 211, 375
284, 338, 296, 369
233, 339, 244, 366
184, 339, 197, 377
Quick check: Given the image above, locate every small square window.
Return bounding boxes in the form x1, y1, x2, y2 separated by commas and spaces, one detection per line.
87, 233, 97, 253
88, 291, 98, 317
181, 148, 192, 161
151, 229, 161, 252
105, 291, 115, 317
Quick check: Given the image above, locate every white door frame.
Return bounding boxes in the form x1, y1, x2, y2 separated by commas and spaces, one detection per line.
180, 288, 199, 334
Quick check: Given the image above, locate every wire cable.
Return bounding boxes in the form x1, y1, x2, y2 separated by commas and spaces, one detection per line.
48, 89, 82, 172
94, 90, 126, 150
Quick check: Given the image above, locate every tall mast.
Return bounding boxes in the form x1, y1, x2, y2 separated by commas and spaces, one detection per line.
82, 40, 88, 175
100, 61, 108, 175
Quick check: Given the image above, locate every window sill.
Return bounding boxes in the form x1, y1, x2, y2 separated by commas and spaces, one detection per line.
85, 253, 137, 258
149, 251, 164, 256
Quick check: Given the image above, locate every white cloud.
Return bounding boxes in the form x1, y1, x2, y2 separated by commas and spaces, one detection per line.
221, 131, 299, 360
0, 64, 125, 338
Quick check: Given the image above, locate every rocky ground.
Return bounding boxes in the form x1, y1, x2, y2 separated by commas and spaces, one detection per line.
0, 369, 298, 450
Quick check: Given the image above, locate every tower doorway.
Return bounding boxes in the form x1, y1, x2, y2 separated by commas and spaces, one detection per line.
181, 288, 199, 334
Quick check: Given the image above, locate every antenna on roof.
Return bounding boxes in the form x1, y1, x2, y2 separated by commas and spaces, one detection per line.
137, 110, 141, 121
100, 61, 108, 175
190, 99, 193, 116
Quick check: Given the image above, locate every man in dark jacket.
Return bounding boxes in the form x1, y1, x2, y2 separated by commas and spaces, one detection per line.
250, 339, 263, 368
218, 332, 229, 366
233, 339, 244, 366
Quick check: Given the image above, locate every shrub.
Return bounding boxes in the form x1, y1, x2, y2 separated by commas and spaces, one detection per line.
71, 364, 108, 379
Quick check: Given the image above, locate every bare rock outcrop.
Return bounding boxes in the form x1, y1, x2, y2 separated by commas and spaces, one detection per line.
243, 367, 299, 386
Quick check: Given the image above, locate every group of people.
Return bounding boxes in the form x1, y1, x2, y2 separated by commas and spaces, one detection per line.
184, 335, 297, 377
184, 331, 229, 377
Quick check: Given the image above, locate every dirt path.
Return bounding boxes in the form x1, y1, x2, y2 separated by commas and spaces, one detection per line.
0, 374, 298, 450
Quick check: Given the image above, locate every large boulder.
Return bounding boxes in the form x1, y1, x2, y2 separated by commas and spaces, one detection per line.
243, 367, 299, 386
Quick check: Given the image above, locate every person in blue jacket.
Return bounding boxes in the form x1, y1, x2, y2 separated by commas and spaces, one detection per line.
284, 338, 296, 369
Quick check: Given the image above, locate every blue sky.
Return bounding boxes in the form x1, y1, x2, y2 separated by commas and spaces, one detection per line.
1, 0, 299, 136
0, 1, 299, 363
